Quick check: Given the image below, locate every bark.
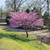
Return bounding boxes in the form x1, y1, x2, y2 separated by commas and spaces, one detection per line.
47, 0, 49, 15
47, 0, 50, 31
1, 9, 2, 20
25, 27, 28, 38
14, 0, 16, 12
48, 18, 50, 31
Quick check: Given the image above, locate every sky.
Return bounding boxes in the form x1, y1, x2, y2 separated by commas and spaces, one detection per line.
0, 0, 50, 15
0, 0, 5, 8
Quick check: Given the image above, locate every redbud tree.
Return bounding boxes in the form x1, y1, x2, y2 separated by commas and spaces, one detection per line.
8, 10, 43, 37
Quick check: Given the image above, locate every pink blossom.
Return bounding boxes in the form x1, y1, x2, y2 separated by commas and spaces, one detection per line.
8, 11, 43, 29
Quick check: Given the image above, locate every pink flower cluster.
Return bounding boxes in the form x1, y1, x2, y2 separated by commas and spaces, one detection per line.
8, 10, 43, 29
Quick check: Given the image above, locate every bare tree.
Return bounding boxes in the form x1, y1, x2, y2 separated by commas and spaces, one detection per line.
6, 0, 27, 12
47, 0, 49, 15
46, 0, 50, 30
0, 8, 3, 20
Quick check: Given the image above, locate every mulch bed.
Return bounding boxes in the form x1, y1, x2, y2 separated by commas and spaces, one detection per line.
36, 35, 50, 45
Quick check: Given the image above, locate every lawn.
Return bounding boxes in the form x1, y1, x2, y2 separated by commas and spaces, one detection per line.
0, 30, 50, 50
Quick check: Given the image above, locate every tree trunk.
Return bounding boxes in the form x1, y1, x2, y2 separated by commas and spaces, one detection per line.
14, 0, 16, 12
47, 0, 49, 15
1, 9, 2, 20
48, 18, 50, 31
25, 28, 28, 38
47, 0, 50, 31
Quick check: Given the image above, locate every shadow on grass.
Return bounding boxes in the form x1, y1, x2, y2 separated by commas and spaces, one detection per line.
0, 33, 34, 42
0, 33, 47, 50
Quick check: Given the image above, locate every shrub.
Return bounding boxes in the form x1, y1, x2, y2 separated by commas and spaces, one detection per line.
26, 8, 31, 13
6, 15, 11, 25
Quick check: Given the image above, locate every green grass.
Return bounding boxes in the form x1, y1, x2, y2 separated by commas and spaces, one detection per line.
0, 30, 50, 50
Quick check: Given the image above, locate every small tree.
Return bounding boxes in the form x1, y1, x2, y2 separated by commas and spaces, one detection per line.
26, 8, 31, 13
8, 11, 43, 37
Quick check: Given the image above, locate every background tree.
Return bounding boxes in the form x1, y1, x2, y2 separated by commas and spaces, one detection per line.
5, 0, 27, 12
47, 0, 49, 16
46, 0, 50, 30
42, 12, 48, 26
0, 8, 3, 20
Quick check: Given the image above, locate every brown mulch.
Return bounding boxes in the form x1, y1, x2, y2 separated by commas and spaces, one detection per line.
36, 35, 50, 45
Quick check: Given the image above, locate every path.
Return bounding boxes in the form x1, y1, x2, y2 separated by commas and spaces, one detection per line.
0, 22, 50, 37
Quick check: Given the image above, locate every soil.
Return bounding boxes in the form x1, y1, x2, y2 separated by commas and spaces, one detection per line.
37, 35, 50, 45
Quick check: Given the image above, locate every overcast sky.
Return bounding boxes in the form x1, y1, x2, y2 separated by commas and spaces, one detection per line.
0, 0, 5, 7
